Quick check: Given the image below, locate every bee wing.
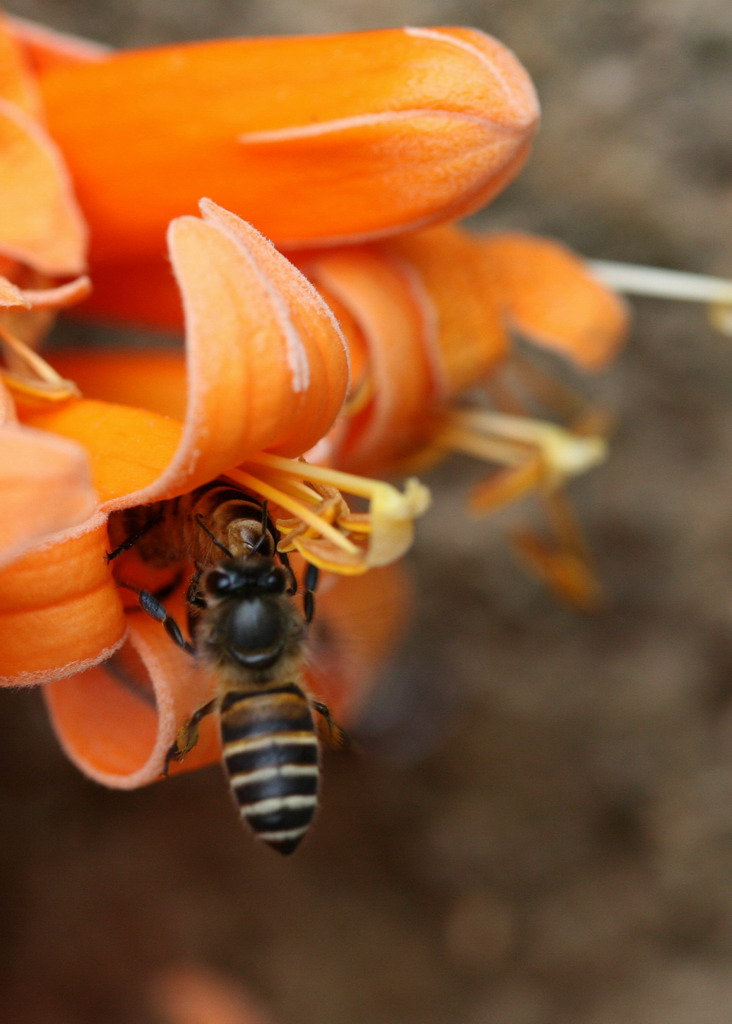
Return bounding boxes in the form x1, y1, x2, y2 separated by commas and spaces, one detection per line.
310, 700, 350, 752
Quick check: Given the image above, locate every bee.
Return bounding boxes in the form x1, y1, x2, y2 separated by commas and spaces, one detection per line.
107, 480, 342, 855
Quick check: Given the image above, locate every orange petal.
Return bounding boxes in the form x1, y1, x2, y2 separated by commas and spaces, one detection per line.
0, 98, 87, 274
169, 200, 349, 466
0, 515, 126, 684
21, 398, 184, 504
0, 424, 97, 569
4, 14, 110, 74
48, 349, 188, 419
38, 27, 538, 261
300, 226, 511, 471
380, 225, 510, 396
301, 246, 436, 474
307, 563, 412, 723
478, 232, 630, 370
44, 600, 217, 787
0, 14, 41, 115
24, 202, 349, 505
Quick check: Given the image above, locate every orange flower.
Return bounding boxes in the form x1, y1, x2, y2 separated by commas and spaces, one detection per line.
302, 226, 629, 608
11, 9, 725, 795
7, 13, 729, 624
19, 24, 538, 266
0, 198, 424, 787
300, 226, 629, 468
0, 17, 436, 793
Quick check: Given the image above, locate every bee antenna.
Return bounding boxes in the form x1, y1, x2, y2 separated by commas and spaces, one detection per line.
194, 513, 233, 557
252, 500, 271, 554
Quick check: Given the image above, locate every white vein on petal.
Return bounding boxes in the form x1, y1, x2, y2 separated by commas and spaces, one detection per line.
238, 107, 523, 145
387, 249, 446, 398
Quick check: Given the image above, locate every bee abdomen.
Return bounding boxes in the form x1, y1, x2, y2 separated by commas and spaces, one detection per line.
220, 686, 319, 856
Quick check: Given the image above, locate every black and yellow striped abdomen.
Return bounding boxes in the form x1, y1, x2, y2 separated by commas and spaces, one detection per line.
220, 684, 319, 855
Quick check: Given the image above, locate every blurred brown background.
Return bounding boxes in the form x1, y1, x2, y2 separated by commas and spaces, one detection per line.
2, 1, 732, 1022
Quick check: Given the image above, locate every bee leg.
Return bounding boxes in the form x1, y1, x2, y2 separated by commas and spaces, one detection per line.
303, 563, 319, 624
118, 581, 194, 655
311, 699, 348, 750
105, 513, 163, 562
163, 698, 217, 777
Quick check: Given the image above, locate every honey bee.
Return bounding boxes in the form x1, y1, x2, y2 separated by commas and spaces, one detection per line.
107, 480, 342, 855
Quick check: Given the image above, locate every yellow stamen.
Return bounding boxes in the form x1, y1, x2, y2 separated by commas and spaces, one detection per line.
0, 327, 80, 403
467, 457, 544, 513
500, 350, 605, 426
437, 404, 605, 609
228, 467, 359, 556
241, 452, 431, 570
442, 409, 607, 491
510, 530, 602, 611
342, 373, 374, 417
510, 490, 602, 611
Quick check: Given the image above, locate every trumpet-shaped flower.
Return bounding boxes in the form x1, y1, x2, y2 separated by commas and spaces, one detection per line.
292, 227, 630, 609
7, 7, 722, 802
0, 198, 423, 787
300, 226, 629, 471
6, 14, 728, 619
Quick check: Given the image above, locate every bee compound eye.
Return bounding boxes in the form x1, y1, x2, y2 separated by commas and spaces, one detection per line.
260, 567, 285, 593
207, 569, 233, 595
